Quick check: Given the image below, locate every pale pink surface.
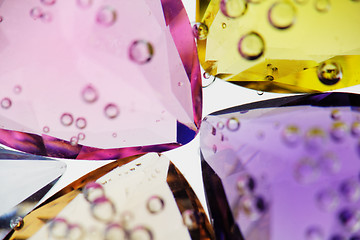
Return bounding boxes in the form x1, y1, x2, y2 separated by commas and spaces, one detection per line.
0, 0, 201, 159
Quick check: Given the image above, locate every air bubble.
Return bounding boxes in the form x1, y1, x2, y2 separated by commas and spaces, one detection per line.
238, 32, 265, 60
41, 0, 56, 5
316, 189, 338, 211
83, 182, 105, 203
104, 223, 127, 240
91, 197, 116, 222
305, 226, 324, 240
220, 0, 248, 18
314, 0, 331, 12
226, 117, 240, 131
49, 218, 69, 239
294, 157, 319, 184
10, 216, 24, 230
330, 121, 348, 141
75, 117, 87, 129
268, 1, 296, 30
60, 113, 74, 126
192, 22, 209, 40
129, 40, 154, 64
282, 125, 301, 146
340, 179, 360, 202
96, 6, 117, 27
82, 85, 98, 103
317, 62, 342, 85
43, 126, 50, 133
104, 103, 120, 119
351, 122, 360, 137
146, 196, 165, 214
13, 85, 22, 94
129, 226, 153, 240
30, 7, 43, 20
77, 0, 92, 8
1, 98, 12, 109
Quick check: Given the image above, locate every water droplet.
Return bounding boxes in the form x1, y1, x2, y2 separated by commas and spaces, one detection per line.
41, 0, 56, 5
236, 174, 256, 195
75, 117, 87, 129
268, 1, 296, 30
1, 98, 12, 109
192, 22, 209, 40
257, 90, 264, 95
177, 82, 184, 87
238, 32, 265, 60
41, 12, 52, 23
182, 210, 204, 230
96, 6, 117, 27
30, 7, 43, 20
294, 0, 309, 4
305, 226, 324, 240
329, 234, 346, 240
83, 182, 105, 203
10, 216, 24, 230
13, 85, 22, 94
222, 22, 227, 29
338, 208, 360, 233
282, 125, 301, 146
77, 0, 92, 8
340, 179, 360, 202
212, 144, 217, 153
104, 103, 120, 119
146, 196, 165, 214
49, 218, 69, 239
60, 113, 74, 126
68, 224, 84, 240
226, 117, 240, 131
217, 121, 225, 130
331, 109, 341, 120
317, 62, 342, 85
120, 211, 134, 227
129, 226, 153, 240
129, 40, 154, 64
82, 84, 98, 103
265, 75, 274, 81
0, 16, 3, 23
202, 73, 216, 88
104, 223, 127, 240
319, 152, 340, 174
220, 0, 248, 18
43, 126, 50, 133
316, 189, 338, 211
112, 132, 117, 138
351, 121, 360, 137
91, 197, 116, 222
330, 121, 348, 141
315, 0, 331, 12
240, 195, 266, 221
294, 157, 319, 184
70, 136, 78, 146
78, 132, 85, 140
305, 128, 326, 151
211, 127, 216, 136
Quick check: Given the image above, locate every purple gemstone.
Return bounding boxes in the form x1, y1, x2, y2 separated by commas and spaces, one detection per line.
201, 93, 360, 240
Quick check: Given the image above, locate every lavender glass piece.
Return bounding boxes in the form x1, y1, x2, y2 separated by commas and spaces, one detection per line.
201, 92, 360, 240
0, 0, 201, 160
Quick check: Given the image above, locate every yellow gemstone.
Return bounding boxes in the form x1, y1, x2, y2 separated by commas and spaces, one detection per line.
196, 0, 360, 92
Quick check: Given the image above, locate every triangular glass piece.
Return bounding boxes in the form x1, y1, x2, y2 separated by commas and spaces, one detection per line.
0, 149, 66, 238
196, 0, 360, 93
201, 93, 360, 239
0, 0, 201, 160
6, 153, 214, 240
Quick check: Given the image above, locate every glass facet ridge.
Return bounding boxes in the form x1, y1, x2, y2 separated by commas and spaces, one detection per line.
201, 93, 360, 239
196, 0, 360, 93
0, 0, 202, 159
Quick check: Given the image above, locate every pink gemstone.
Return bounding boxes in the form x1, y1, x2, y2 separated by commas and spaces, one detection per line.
0, 0, 201, 159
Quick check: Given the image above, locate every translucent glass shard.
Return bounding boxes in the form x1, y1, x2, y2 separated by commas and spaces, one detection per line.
7, 153, 214, 240
0, 149, 66, 239
200, 93, 360, 239
0, 0, 201, 159
196, 0, 360, 93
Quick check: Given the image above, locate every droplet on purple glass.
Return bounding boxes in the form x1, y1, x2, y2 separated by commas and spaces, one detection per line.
1, 97, 12, 109
305, 226, 324, 240
212, 144, 217, 153
338, 208, 360, 233
319, 152, 340, 174
294, 157, 319, 184
240, 195, 265, 221
60, 113, 74, 126
41, 0, 56, 6
75, 117, 87, 129
351, 121, 360, 137
330, 121, 348, 142
129, 40, 154, 64
316, 189, 338, 211
104, 103, 119, 119
339, 179, 360, 202
96, 6, 117, 27
217, 121, 225, 130
30, 7, 43, 20
331, 109, 341, 120
77, 0, 92, 8
305, 127, 326, 151
226, 117, 240, 131
236, 173, 256, 195
282, 125, 301, 146
82, 84, 98, 103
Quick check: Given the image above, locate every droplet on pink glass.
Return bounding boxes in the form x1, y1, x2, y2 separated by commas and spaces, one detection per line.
60, 113, 74, 126
129, 40, 154, 64
78, 132, 85, 140
77, 0, 92, 8
104, 103, 119, 119
1, 97, 12, 109
75, 117, 87, 129
96, 6, 117, 27
112, 132, 117, 138
70, 136, 78, 146
82, 85, 98, 103
0, 16, 3, 23
30, 7, 43, 20
41, 12, 52, 23
41, 0, 56, 6
43, 126, 50, 133
13, 85, 22, 94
